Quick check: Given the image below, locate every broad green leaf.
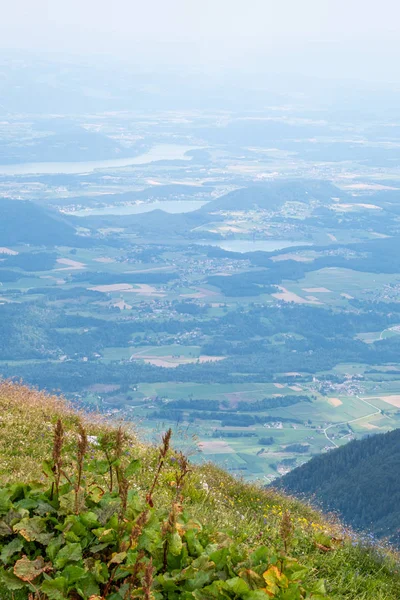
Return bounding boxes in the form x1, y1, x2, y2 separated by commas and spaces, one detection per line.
157, 573, 179, 592
13, 555, 48, 582
15, 498, 38, 511
193, 580, 230, 600
169, 531, 183, 556
63, 514, 87, 535
185, 569, 216, 591
0, 520, 12, 537
13, 516, 53, 544
0, 567, 26, 590
105, 513, 119, 531
90, 542, 110, 553
42, 460, 56, 481
0, 538, 23, 564
92, 527, 116, 543
61, 564, 86, 584
209, 547, 230, 570
0, 489, 12, 514
54, 542, 82, 569
87, 459, 110, 475
90, 559, 109, 583
185, 529, 204, 557
79, 511, 100, 529
280, 585, 304, 600
35, 499, 58, 516
137, 527, 161, 553
40, 576, 68, 600
124, 459, 141, 477
226, 576, 250, 596
76, 572, 100, 598
310, 579, 327, 595
250, 546, 270, 566
46, 535, 65, 561
284, 560, 309, 582
64, 530, 81, 543
243, 592, 271, 600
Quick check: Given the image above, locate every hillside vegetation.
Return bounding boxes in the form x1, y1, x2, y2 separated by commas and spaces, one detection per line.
275, 429, 400, 546
0, 382, 399, 599
0, 199, 81, 246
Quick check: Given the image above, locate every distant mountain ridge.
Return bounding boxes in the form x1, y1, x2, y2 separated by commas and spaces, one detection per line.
275, 428, 400, 546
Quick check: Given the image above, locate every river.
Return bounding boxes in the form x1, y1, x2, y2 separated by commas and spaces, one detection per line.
0, 144, 198, 176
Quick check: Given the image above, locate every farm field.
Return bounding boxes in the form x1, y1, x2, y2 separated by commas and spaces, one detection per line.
3, 108, 400, 481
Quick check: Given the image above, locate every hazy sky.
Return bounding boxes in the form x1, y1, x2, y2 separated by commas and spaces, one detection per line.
1, 0, 400, 82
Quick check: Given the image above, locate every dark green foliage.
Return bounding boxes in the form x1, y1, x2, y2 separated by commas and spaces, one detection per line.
1, 252, 57, 272
258, 438, 275, 446
237, 396, 310, 412
208, 272, 276, 297
209, 235, 400, 295
275, 428, 400, 545
174, 302, 207, 316
164, 396, 308, 412
149, 410, 302, 427
0, 199, 79, 246
283, 445, 310, 454
0, 423, 328, 600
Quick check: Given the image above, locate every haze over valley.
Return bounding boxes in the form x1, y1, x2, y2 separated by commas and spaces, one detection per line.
1, 51, 400, 486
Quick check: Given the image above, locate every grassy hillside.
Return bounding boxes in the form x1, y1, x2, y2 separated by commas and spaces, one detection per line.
275, 429, 400, 546
0, 381, 399, 599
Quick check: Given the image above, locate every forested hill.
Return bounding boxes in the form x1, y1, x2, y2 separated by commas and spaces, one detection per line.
0, 198, 81, 246
198, 180, 347, 213
275, 428, 400, 545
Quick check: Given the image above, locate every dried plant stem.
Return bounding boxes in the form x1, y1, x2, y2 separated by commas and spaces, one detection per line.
143, 558, 154, 600
51, 419, 64, 499
146, 428, 172, 507
280, 510, 293, 556
75, 424, 88, 514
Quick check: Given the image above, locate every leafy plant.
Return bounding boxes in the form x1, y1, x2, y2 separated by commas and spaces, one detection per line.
0, 421, 330, 599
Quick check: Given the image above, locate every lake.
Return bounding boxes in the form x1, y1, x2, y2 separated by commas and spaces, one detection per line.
0, 144, 198, 176
68, 200, 209, 217
196, 239, 310, 253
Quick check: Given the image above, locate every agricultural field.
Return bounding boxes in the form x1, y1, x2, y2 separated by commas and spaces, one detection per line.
2, 108, 400, 481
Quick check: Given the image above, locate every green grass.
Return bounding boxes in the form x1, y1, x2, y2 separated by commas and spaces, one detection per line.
281, 268, 400, 307
0, 381, 399, 599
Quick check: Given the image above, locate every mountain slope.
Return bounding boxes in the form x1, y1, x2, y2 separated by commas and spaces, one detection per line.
0, 381, 399, 599
0, 198, 81, 246
199, 180, 347, 214
275, 428, 400, 545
